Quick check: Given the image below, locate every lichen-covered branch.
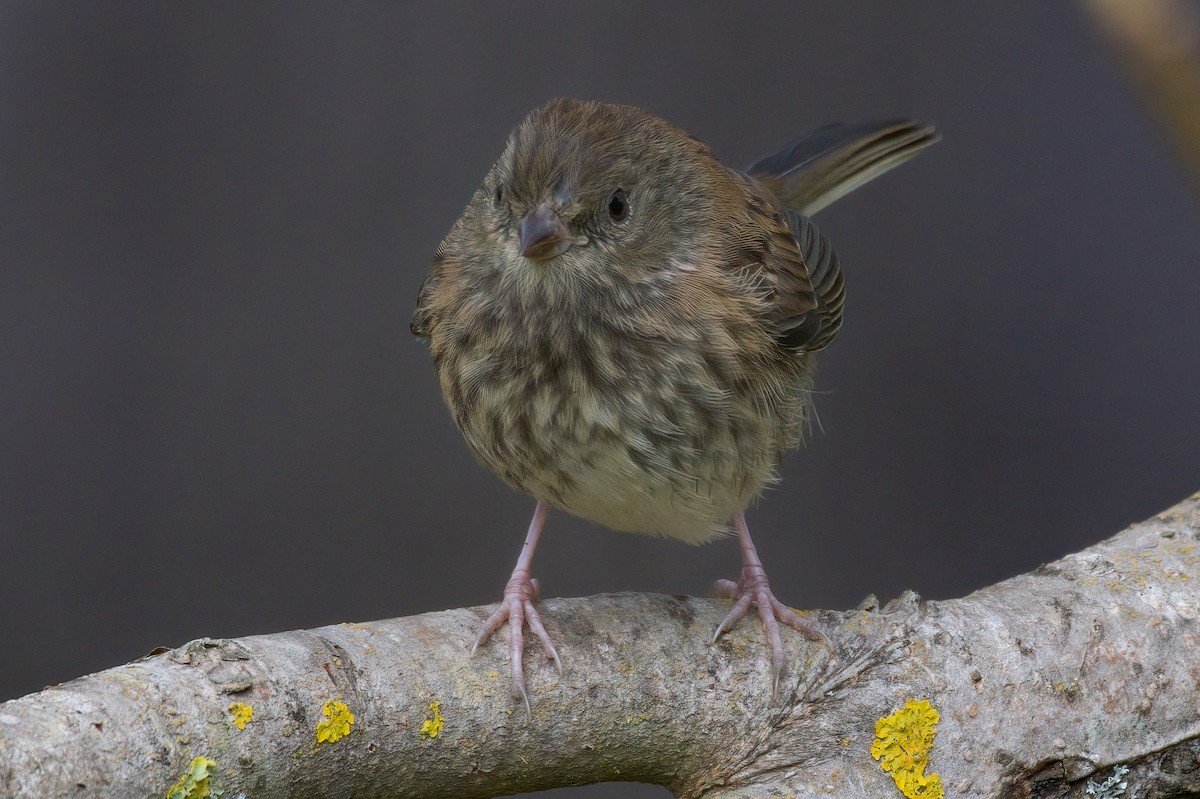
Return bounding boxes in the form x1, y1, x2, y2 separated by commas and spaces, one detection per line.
2, 494, 1199, 799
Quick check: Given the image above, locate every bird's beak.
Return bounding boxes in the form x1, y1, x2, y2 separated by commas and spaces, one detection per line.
518, 203, 573, 261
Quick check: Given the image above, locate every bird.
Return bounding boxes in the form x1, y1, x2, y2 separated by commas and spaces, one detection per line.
411, 98, 937, 709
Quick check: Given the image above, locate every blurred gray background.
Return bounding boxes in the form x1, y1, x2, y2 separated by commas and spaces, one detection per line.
2, 3, 1199, 797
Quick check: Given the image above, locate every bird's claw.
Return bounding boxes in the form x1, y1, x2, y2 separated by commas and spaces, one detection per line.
472, 571, 561, 715
713, 568, 829, 695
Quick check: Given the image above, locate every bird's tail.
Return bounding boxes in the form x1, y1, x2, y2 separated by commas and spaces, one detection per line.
746, 120, 938, 216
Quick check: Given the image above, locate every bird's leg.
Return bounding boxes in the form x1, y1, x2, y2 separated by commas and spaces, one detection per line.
471, 499, 562, 713
713, 511, 829, 694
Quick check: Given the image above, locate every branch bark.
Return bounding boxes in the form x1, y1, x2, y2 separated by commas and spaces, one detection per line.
2, 493, 1199, 799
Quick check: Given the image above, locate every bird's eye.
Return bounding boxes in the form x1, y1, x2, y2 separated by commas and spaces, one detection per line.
607, 189, 628, 222
493, 184, 504, 207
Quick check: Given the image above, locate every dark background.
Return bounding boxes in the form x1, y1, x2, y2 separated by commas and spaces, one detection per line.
3, 4, 1199, 798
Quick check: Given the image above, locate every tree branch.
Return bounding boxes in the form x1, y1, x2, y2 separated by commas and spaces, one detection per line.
3, 493, 1199, 798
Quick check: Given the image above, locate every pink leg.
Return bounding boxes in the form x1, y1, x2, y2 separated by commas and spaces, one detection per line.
713, 511, 829, 694
472, 500, 561, 713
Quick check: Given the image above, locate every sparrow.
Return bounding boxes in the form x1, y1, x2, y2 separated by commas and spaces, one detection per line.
411, 98, 937, 708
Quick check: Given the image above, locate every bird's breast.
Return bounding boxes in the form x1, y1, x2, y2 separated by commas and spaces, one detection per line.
430, 289, 811, 542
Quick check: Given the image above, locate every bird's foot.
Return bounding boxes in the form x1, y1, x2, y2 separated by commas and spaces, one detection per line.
472, 570, 562, 715
713, 564, 830, 695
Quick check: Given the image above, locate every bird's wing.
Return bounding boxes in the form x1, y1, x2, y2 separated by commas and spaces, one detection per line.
730, 177, 842, 353
737, 119, 934, 352
785, 210, 844, 352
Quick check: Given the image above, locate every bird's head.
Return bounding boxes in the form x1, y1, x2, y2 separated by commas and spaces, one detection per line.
449, 98, 733, 291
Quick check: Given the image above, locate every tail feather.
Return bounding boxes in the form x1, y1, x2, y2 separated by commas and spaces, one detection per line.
747, 120, 939, 216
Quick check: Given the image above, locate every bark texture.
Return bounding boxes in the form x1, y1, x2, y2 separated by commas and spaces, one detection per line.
2, 493, 1199, 799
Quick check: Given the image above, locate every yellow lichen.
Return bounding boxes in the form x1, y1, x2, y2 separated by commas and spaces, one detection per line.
315, 700, 354, 744
165, 756, 221, 799
227, 702, 253, 730
420, 700, 445, 739
870, 699, 943, 799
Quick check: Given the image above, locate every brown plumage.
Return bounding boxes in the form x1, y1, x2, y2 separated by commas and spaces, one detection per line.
412, 99, 936, 707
